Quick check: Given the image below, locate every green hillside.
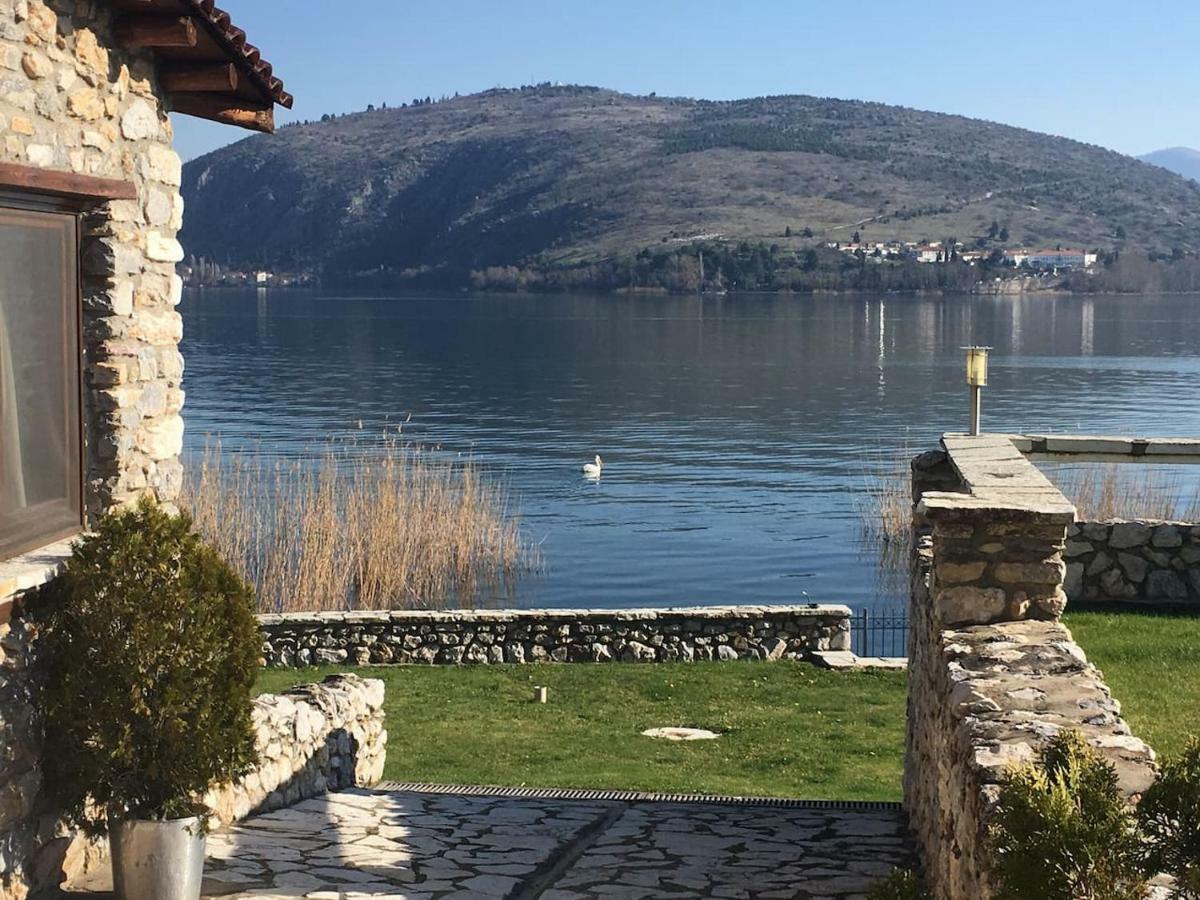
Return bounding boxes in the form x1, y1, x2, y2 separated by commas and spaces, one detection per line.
180, 85, 1200, 284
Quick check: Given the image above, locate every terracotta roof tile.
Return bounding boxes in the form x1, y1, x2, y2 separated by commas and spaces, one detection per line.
180, 0, 292, 108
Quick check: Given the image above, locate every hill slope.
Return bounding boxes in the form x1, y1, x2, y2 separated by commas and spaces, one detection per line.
1140, 147, 1200, 182
181, 86, 1200, 279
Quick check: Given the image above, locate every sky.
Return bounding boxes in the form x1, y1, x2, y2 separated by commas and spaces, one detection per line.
172, 0, 1200, 162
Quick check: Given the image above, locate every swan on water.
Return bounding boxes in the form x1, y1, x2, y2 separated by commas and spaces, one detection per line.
582, 455, 603, 477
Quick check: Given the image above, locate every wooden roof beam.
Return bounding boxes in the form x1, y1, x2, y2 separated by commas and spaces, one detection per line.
0, 163, 137, 203
169, 92, 274, 133
160, 62, 239, 93
115, 15, 197, 49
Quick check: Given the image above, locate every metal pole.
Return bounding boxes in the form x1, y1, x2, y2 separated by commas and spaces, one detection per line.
969, 385, 982, 436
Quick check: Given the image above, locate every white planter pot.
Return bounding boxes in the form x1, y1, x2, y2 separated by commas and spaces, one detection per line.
110, 816, 206, 900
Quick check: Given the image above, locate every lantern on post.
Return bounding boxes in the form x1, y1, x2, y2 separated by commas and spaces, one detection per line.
963, 346, 990, 436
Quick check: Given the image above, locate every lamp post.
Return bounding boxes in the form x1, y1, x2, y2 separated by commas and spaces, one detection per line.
963, 346, 991, 436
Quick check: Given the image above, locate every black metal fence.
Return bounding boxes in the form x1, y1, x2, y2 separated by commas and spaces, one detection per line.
850, 606, 909, 658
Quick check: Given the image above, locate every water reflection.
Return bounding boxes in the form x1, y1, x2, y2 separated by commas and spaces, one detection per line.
180, 290, 1200, 610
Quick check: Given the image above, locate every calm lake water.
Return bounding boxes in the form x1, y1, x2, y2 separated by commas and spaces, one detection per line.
179, 290, 1200, 611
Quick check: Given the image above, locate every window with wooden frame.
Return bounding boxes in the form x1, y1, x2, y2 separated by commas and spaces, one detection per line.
0, 194, 84, 559
0, 165, 135, 560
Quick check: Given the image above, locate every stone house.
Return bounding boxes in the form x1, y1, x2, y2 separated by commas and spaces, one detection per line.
0, 1, 289, 895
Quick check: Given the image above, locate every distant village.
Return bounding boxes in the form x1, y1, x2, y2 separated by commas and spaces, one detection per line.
181, 256, 316, 288
180, 240, 1105, 291
826, 239, 1099, 270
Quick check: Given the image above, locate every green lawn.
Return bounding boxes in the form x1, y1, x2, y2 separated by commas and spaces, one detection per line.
1065, 609, 1200, 759
257, 662, 908, 801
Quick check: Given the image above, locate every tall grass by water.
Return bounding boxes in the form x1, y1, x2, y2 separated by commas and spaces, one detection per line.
183, 440, 539, 612
857, 453, 1200, 592
857, 449, 914, 597
1051, 464, 1200, 522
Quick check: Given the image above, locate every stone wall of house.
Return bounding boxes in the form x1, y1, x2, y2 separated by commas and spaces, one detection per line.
2, 0, 187, 519
204, 674, 387, 827
906, 435, 1159, 900
259, 605, 853, 667
1066, 520, 1200, 607
0, 5, 189, 895
0, 615, 45, 900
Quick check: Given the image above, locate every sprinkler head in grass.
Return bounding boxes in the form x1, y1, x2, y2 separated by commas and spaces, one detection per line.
532, 686, 548, 704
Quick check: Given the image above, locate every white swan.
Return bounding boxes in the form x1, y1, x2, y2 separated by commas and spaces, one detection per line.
582, 454, 603, 478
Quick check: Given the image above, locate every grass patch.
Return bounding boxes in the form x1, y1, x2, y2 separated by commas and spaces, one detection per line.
1066, 609, 1200, 758
257, 662, 907, 801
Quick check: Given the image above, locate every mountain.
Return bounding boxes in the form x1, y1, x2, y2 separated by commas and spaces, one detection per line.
1139, 147, 1200, 182
180, 86, 1200, 282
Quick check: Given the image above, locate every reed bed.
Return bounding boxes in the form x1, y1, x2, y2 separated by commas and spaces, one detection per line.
1050, 463, 1200, 522
182, 440, 539, 613
856, 455, 1200, 592
856, 448, 915, 596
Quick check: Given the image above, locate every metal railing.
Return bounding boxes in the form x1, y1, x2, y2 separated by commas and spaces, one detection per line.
851, 606, 909, 658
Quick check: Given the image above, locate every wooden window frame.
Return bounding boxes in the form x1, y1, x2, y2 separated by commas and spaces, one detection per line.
0, 186, 95, 559
0, 166, 135, 560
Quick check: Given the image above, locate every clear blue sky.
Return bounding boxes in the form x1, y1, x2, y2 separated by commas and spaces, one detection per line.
173, 0, 1199, 162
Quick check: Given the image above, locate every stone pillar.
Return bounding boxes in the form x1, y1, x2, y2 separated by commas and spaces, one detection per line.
923, 502, 1071, 627
905, 435, 1077, 899
910, 448, 961, 509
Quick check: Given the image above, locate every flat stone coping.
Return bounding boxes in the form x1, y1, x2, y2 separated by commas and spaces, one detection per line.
0, 537, 76, 605
943, 618, 1157, 798
923, 433, 1076, 522
811, 651, 907, 671
997, 432, 1200, 459
258, 603, 853, 626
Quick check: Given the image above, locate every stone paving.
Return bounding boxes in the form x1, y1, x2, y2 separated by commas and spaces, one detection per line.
189, 788, 912, 900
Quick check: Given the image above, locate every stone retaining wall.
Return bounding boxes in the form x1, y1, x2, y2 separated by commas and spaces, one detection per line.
258, 605, 852, 668
1066, 520, 1200, 607
906, 435, 1159, 900
205, 674, 386, 826
1, 601, 386, 899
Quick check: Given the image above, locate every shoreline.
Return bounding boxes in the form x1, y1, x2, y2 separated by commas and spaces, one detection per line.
184, 282, 1184, 299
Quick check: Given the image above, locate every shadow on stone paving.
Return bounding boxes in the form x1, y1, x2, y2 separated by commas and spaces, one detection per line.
49, 786, 914, 899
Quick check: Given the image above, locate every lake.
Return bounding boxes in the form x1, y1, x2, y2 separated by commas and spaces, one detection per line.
179, 289, 1200, 612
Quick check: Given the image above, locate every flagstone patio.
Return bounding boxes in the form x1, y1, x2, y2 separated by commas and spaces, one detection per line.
193, 787, 912, 899
64, 787, 912, 899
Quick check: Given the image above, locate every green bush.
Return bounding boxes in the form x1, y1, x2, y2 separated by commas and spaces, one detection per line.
38, 500, 260, 828
1138, 738, 1200, 897
987, 730, 1148, 900
865, 868, 931, 900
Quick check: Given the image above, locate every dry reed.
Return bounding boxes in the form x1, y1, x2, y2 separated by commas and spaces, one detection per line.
857, 452, 1200, 594
856, 448, 915, 596
1051, 464, 1200, 522
182, 439, 539, 612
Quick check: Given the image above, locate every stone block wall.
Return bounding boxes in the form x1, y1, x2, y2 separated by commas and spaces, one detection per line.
3, 0, 188, 518
2, 607, 386, 900
0, 617, 43, 900
906, 435, 1159, 900
1066, 520, 1200, 607
205, 674, 387, 827
259, 605, 852, 668
1, 4, 192, 895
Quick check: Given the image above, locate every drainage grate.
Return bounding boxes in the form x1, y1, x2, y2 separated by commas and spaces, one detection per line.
373, 782, 903, 812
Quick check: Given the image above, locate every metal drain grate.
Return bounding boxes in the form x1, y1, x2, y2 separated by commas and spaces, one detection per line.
373, 782, 903, 812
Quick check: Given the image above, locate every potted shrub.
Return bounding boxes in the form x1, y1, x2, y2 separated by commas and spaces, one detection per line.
37, 500, 260, 900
